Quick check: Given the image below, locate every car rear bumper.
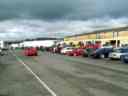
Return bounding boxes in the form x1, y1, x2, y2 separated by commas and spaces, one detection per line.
109, 55, 120, 59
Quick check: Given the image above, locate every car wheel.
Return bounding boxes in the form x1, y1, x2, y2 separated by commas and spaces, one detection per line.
83, 54, 88, 57
110, 57, 114, 60
74, 53, 77, 56
120, 56, 124, 62
100, 54, 105, 58
105, 54, 108, 58
35, 53, 38, 56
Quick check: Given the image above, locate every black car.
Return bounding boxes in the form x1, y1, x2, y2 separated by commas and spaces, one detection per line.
91, 47, 113, 58
82, 48, 95, 57
121, 54, 128, 63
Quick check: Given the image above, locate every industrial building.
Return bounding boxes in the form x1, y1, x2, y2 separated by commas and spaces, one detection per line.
64, 26, 128, 47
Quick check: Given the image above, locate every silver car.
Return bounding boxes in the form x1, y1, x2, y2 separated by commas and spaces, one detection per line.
109, 48, 128, 59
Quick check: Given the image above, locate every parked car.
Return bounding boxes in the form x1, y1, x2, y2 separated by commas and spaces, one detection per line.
120, 54, 128, 63
61, 47, 74, 54
109, 48, 128, 59
53, 47, 62, 54
40, 47, 45, 52
24, 47, 38, 56
91, 47, 113, 58
66, 48, 84, 56
82, 48, 95, 57
0, 49, 3, 56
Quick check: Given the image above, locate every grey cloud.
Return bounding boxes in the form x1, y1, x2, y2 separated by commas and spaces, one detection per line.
0, 17, 128, 40
0, 0, 128, 20
0, 0, 128, 40
0, 0, 96, 20
95, 0, 128, 18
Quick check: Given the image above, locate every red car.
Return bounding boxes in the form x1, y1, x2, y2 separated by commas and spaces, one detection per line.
24, 47, 38, 56
66, 48, 84, 56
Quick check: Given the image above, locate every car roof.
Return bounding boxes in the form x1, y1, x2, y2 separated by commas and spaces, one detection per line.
102, 46, 113, 48
115, 47, 128, 50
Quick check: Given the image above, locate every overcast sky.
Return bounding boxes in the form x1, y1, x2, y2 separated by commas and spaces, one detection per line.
0, 0, 128, 40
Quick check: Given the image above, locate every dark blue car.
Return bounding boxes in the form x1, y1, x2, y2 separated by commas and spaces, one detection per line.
91, 47, 113, 58
121, 54, 128, 63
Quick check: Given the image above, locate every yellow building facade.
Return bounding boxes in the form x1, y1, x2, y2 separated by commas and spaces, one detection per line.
64, 27, 128, 46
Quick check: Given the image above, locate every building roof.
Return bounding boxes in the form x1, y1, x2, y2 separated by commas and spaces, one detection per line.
65, 26, 128, 38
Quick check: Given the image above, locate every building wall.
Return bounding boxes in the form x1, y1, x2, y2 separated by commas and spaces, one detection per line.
64, 30, 128, 45
118, 31, 128, 40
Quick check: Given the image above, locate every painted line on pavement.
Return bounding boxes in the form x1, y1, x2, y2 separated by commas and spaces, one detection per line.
11, 51, 57, 96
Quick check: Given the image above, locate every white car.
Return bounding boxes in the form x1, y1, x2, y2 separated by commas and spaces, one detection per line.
61, 47, 74, 54
109, 48, 128, 59
0, 49, 3, 55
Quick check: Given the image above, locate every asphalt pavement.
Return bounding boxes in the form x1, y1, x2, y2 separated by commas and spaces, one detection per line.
1, 50, 128, 96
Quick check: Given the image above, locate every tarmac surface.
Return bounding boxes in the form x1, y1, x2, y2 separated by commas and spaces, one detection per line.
0, 50, 128, 96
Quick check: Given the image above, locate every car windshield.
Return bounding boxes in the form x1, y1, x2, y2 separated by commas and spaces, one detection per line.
66, 47, 74, 50
95, 48, 104, 52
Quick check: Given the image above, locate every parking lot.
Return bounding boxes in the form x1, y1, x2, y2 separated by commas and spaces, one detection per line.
1, 50, 128, 96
